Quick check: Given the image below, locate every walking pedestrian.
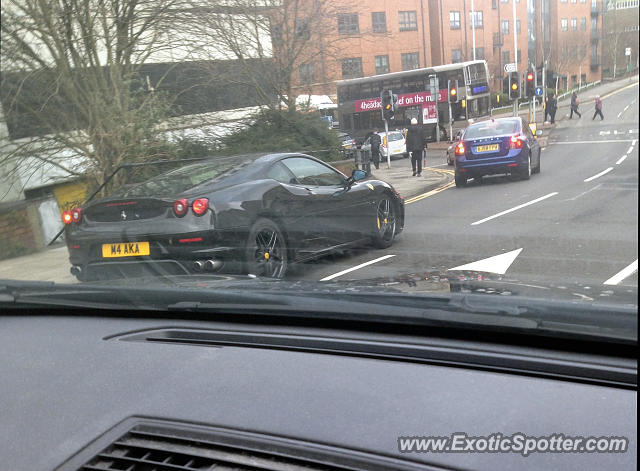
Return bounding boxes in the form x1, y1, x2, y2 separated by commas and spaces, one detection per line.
544, 96, 550, 122
406, 118, 426, 177
569, 92, 581, 119
548, 93, 557, 124
593, 95, 604, 120
370, 129, 381, 170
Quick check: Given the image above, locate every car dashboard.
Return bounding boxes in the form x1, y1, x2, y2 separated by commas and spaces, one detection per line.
0, 313, 636, 471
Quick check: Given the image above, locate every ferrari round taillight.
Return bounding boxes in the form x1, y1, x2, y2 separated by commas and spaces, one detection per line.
173, 198, 188, 217
192, 198, 209, 216
71, 208, 82, 223
62, 210, 73, 225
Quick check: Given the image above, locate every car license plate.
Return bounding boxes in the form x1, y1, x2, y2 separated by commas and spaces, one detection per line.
476, 144, 499, 152
102, 242, 150, 258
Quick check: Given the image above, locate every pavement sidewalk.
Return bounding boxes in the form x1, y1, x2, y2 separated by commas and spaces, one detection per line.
369, 153, 453, 200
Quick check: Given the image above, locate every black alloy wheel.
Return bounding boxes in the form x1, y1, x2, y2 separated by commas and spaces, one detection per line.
246, 218, 288, 278
372, 196, 396, 248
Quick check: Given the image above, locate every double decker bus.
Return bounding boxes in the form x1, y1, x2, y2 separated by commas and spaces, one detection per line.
336, 60, 490, 142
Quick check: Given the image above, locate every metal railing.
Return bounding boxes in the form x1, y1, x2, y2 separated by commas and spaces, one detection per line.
556, 80, 601, 102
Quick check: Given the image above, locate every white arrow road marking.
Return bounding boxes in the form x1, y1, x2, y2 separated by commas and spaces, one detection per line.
449, 248, 523, 275
320, 255, 396, 281
603, 260, 638, 286
584, 167, 613, 182
471, 193, 558, 225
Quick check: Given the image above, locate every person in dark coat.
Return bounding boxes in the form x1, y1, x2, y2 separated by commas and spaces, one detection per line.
406, 118, 426, 177
370, 129, 381, 170
548, 93, 557, 124
569, 92, 581, 119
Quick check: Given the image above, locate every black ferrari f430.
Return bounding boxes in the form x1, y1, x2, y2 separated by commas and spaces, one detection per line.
63, 153, 404, 280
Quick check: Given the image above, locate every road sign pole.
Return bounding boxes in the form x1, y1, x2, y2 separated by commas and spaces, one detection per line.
435, 77, 440, 143
513, 0, 518, 118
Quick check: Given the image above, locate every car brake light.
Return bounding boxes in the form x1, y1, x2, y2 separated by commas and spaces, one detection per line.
192, 198, 209, 216
173, 199, 188, 217
510, 135, 523, 149
71, 208, 82, 223
62, 210, 73, 225
455, 142, 465, 156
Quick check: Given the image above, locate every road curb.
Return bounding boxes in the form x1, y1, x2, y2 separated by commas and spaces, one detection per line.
403, 170, 453, 200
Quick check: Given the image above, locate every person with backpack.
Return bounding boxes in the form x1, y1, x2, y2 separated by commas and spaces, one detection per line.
593, 95, 604, 120
569, 92, 581, 119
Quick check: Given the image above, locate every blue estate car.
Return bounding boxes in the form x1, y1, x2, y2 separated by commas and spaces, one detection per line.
453, 117, 542, 187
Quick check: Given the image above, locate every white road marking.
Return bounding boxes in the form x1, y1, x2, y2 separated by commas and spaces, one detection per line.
549, 139, 635, 144
603, 260, 638, 286
320, 254, 396, 281
584, 167, 613, 182
599, 131, 611, 135
614, 130, 619, 134
449, 248, 523, 275
564, 183, 602, 201
634, 139, 638, 145
617, 111, 623, 118
471, 193, 558, 226
616, 155, 628, 165
627, 146, 634, 154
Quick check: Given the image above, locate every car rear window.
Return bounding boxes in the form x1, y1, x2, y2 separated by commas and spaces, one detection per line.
119, 158, 251, 197
464, 120, 520, 139
387, 132, 404, 142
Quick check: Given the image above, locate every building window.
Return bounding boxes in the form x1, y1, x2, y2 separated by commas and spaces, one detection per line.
501, 0, 508, 3
502, 20, 509, 35
571, 0, 577, 4
372, 12, 386, 33
450, 11, 461, 29
401, 52, 420, 70
398, 10, 418, 31
472, 47, 485, 60
338, 13, 359, 35
295, 19, 310, 40
299, 63, 314, 83
375, 55, 390, 74
271, 25, 283, 44
581, 17, 587, 31
592, 17, 597, 29
452, 49, 463, 63
516, 19, 521, 34
561, 0, 567, 3
517, 49, 522, 63
561, 18, 568, 32
341, 57, 363, 78
470, 11, 483, 28
502, 50, 510, 63
571, 18, 577, 31
591, 43, 598, 59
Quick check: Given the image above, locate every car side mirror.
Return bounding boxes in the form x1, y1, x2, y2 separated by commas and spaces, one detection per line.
351, 169, 367, 182
535, 130, 543, 137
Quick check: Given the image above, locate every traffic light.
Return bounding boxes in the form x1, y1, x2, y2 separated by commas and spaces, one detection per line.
448, 80, 459, 103
525, 70, 535, 97
381, 90, 394, 120
509, 72, 520, 100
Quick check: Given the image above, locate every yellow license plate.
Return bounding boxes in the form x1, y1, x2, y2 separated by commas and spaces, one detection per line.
476, 144, 499, 152
102, 242, 150, 258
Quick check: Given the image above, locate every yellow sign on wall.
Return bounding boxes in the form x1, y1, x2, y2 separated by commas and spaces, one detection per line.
53, 181, 88, 215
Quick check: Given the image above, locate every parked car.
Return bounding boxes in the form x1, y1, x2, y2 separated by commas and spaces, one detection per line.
337, 132, 357, 159
361, 130, 408, 160
62, 153, 404, 281
453, 117, 542, 187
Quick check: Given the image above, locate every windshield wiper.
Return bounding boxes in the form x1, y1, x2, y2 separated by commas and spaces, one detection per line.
1, 279, 636, 344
